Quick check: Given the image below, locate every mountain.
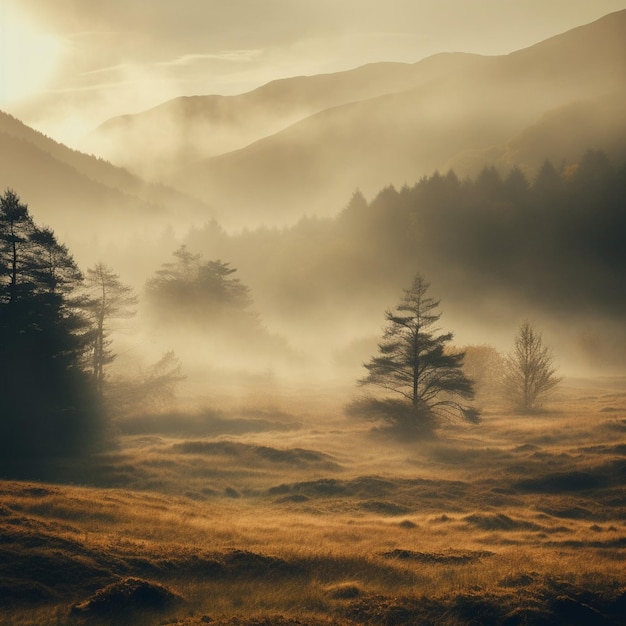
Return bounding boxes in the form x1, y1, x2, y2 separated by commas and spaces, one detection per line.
448, 90, 626, 176
81, 10, 626, 230
0, 111, 212, 270
84, 53, 481, 179
166, 9, 626, 227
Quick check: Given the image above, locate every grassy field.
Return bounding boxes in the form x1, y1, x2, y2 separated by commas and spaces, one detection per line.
1, 377, 625, 625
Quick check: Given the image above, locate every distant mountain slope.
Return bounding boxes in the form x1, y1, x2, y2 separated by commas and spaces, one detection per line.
168, 9, 626, 227
84, 53, 482, 178
448, 90, 626, 176
0, 112, 210, 218
0, 111, 213, 269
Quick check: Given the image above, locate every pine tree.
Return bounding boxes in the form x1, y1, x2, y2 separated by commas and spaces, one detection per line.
0, 190, 100, 457
0, 189, 36, 305
359, 274, 479, 435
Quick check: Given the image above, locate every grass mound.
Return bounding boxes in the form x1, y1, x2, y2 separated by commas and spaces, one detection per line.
381, 548, 494, 564
462, 513, 542, 531
324, 582, 365, 599
119, 409, 300, 436
514, 465, 623, 493
359, 500, 412, 515
71, 577, 181, 617
344, 587, 626, 626
221, 549, 303, 578
0, 579, 57, 606
172, 441, 340, 470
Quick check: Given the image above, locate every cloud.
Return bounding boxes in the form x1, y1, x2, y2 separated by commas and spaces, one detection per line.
157, 50, 264, 68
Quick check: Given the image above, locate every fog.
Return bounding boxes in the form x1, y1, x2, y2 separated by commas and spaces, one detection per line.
1, 7, 625, 428
95, 146, 625, 420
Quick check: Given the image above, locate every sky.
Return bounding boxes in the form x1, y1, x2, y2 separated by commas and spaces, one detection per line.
1, 0, 626, 147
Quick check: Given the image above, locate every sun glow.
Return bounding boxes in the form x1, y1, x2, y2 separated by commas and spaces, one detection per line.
0, 4, 65, 105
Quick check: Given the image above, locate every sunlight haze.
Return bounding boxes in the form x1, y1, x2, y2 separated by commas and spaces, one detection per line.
0, 3, 66, 106
2, 0, 626, 145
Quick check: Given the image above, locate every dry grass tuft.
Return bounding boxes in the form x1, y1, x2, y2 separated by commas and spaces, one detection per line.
324, 582, 365, 600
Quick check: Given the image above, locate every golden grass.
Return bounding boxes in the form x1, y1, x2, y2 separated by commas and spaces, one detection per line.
1, 376, 625, 624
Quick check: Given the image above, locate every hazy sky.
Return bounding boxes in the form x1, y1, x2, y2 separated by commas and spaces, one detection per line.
2, 0, 626, 146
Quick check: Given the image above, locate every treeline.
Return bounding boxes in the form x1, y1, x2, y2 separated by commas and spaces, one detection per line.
187, 149, 626, 329
374, 149, 626, 317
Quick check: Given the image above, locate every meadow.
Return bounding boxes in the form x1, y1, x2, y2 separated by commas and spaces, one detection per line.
1, 377, 625, 625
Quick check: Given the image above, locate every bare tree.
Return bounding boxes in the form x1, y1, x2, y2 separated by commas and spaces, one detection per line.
85, 263, 137, 394
502, 321, 561, 412
358, 274, 479, 434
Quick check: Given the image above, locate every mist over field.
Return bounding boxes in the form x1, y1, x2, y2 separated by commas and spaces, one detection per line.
1, 3, 626, 625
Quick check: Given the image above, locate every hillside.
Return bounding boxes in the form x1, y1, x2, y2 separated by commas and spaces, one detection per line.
447, 90, 626, 175
0, 111, 212, 269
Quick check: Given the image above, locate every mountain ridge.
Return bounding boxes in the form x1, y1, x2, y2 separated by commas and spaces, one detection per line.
164, 8, 626, 226
0, 110, 210, 216
84, 52, 484, 177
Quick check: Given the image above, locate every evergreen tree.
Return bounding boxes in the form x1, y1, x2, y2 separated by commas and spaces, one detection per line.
145, 245, 254, 326
0, 190, 100, 458
532, 159, 561, 198
359, 274, 479, 435
0, 189, 36, 304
